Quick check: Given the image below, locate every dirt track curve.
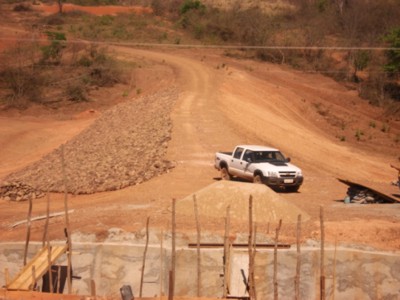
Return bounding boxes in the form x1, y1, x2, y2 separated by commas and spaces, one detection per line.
1, 46, 400, 250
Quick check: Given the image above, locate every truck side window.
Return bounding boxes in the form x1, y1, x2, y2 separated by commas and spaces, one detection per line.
243, 150, 254, 162
233, 147, 244, 159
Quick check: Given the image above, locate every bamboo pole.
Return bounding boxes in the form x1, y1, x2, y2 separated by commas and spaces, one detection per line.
320, 206, 325, 300
193, 195, 202, 297
140, 216, 150, 297
295, 214, 302, 300
61, 145, 72, 294
273, 219, 282, 300
23, 195, 33, 266
223, 205, 231, 298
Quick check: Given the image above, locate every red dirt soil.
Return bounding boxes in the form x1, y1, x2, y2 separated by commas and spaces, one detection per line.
1, 2, 400, 258
35, 3, 152, 16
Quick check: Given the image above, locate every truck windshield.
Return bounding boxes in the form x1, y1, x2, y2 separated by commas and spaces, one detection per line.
252, 151, 286, 163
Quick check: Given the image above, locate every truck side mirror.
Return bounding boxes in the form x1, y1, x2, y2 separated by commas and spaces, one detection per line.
246, 157, 252, 163
286, 157, 291, 162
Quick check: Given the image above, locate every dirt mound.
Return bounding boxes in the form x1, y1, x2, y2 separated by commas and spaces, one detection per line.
177, 181, 310, 223
3, 88, 178, 194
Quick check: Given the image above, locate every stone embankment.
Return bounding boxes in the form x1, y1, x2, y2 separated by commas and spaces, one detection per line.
1, 88, 178, 197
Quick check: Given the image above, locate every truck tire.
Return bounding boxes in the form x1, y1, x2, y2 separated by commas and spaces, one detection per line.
286, 185, 300, 192
221, 167, 231, 180
253, 174, 263, 184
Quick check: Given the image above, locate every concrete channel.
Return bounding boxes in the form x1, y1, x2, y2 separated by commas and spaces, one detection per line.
1, 236, 400, 299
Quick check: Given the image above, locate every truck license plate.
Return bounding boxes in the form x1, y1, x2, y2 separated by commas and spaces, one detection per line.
284, 179, 294, 183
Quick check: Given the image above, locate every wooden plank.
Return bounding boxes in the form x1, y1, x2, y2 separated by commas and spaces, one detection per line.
337, 178, 400, 203
188, 243, 290, 249
7, 245, 68, 291
11, 210, 75, 228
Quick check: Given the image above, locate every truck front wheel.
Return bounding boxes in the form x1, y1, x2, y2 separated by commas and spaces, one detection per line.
253, 174, 264, 184
221, 167, 231, 180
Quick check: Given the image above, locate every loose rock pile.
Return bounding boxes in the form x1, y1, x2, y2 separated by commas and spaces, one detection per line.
345, 186, 386, 204
0, 181, 45, 202
1, 88, 178, 195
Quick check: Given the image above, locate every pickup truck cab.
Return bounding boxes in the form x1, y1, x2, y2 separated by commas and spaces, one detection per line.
215, 145, 303, 192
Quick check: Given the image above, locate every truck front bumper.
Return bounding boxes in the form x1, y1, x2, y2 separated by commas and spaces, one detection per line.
264, 176, 303, 187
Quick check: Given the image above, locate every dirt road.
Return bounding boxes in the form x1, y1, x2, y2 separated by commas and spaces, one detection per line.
1, 46, 400, 250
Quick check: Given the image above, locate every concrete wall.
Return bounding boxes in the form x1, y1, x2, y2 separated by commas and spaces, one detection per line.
1, 241, 399, 299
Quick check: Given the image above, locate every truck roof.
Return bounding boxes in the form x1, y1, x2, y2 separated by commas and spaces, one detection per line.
236, 145, 279, 151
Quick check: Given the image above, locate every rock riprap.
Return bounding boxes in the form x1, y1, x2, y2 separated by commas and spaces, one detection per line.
1, 88, 178, 196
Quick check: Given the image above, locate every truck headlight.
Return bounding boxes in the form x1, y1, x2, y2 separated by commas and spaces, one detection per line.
297, 170, 303, 177
268, 171, 278, 177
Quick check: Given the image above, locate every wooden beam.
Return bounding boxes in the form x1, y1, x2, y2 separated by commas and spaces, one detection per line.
7, 245, 68, 291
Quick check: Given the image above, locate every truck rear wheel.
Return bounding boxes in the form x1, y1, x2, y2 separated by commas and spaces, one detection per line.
221, 167, 231, 180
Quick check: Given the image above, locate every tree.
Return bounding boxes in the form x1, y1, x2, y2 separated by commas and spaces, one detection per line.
384, 27, 400, 77
40, 31, 67, 65
57, 0, 63, 14
350, 50, 369, 82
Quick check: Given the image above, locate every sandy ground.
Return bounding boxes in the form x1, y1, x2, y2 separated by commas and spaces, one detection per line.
1, 4, 400, 256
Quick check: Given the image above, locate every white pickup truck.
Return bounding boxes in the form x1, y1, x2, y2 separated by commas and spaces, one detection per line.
214, 145, 303, 192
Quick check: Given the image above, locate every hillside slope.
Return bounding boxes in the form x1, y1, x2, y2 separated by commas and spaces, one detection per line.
1, 45, 399, 251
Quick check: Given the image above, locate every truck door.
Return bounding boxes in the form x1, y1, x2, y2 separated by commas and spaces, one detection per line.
242, 150, 255, 180
229, 147, 245, 176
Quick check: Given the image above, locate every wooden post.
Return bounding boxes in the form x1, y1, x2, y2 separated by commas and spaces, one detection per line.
274, 219, 282, 300
248, 195, 255, 299
252, 223, 258, 300
24, 195, 33, 266
223, 205, 231, 298
47, 245, 53, 293
168, 270, 174, 300
90, 279, 96, 296
160, 230, 164, 298
331, 237, 337, 300
42, 192, 50, 248
31, 265, 36, 291
140, 216, 150, 297
320, 206, 325, 300
169, 199, 176, 300
295, 214, 302, 300
45, 192, 53, 293
61, 145, 72, 294
5, 268, 9, 287
193, 195, 202, 297
57, 266, 61, 294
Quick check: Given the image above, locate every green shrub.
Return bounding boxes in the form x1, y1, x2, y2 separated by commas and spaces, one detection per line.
1, 66, 44, 107
40, 31, 67, 65
180, 0, 205, 15
13, 3, 31, 11
355, 129, 364, 141
65, 83, 88, 102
